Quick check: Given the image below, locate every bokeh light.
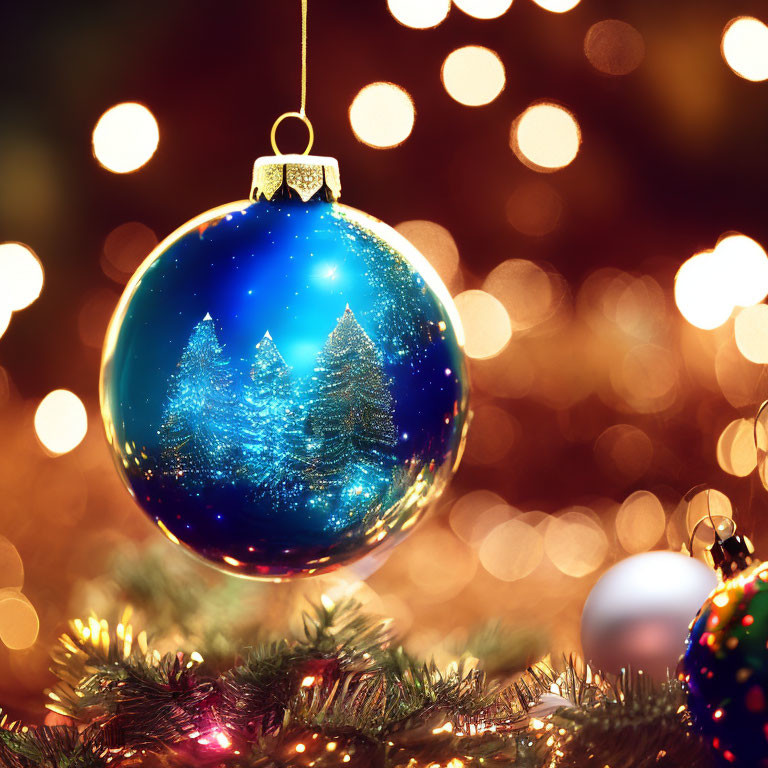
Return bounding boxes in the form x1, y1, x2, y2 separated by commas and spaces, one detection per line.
511, 103, 581, 171
505, 180, 562, 236
0, 536, 24, 589
0, 591, 39, 650
584, 20, 645, 76
454, 289, 512, 359
579, 269, 666, 341
449, 490, 507, 544
675, 234, 768, 330
717, 418, 757, 477
101, 222, 158, 284
452, 0, 513, 20
483, 259, 559, 332
441, 46, 505, 107
34, 390, 88, 455
465, 504, 515, 547
92, 103, 159, 174
531, 0, 581, 13
685, 488, 732, 541
715, 338, 765, 409
387, 0, 450, 28
618, 343, 678, 409
395, 220, 461, 291
479, 518, 544, 581
407, 526, 476, 601
674, 250, 733, 330
721, 17, 768, 82
715, 234, 768, 307
545, 508, 607, 577
594, 424, 653, 482
0, 242, 44, 312
734, 304, 768, 364
615, 491, 665, 553
349, 82, 415, 148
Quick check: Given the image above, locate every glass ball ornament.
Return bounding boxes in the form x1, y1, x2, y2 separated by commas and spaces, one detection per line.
100, 154, 469, 579
682, 559, 768, 767
580, 551, 717, 679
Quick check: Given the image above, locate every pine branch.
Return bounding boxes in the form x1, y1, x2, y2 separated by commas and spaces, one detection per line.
48, 616, 214, 750
518, 660, 715, 768
459, 620, 547, 678
24, 599, 715, 768
378, 647, 507, 726
298, 596, 393, 663
219, 597, 390, 737
0, 722, 110, 768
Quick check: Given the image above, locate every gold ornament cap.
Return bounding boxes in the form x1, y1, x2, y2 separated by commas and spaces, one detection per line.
250, 154, 341, 203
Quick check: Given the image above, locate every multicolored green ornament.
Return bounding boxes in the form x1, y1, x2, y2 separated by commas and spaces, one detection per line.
681, 536, 768, 767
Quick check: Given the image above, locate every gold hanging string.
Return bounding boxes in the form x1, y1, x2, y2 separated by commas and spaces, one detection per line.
270, 0, 314, 156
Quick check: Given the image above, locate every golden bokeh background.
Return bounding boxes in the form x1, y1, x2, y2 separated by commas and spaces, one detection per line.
2, 0, 768, 723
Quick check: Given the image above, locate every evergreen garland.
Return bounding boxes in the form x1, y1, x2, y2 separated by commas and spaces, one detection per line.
0, 598, 714, 768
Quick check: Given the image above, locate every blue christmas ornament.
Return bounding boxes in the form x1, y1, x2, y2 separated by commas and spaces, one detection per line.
100, 154, 469, 578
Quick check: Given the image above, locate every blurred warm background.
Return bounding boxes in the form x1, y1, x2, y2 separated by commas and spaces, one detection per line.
3, 0, 768, 723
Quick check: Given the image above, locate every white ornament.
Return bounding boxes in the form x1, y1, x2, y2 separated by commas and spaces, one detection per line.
580, 550, 717, 679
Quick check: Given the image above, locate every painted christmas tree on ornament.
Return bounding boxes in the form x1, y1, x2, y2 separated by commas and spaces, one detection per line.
100, 6, 469, 576
155, 304, 402, 534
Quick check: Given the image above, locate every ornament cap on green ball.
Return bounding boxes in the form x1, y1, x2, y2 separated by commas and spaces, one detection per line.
251, 154, 341, 203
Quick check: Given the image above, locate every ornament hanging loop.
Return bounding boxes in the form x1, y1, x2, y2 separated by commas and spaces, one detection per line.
270, 111, 314, 156
686, 489, 753, 579
268, 0, 312, 156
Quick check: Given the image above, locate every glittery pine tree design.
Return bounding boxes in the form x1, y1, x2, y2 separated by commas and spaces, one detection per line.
158, 307, 399, 528
241, 331, 295, 488
308, 306, 397, 485
159, 313, 238, 485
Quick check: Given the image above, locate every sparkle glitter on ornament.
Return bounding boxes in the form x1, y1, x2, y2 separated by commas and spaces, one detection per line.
101, 183, 468, 579
682, 559, 768, 766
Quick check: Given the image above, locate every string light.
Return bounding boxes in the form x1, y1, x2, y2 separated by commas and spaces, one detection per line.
674, 250, 733, 330
511, 103, 581, 171
387, 0, 450, 28
349, 82, 415, 148
34, 390, 88, 455
734, 304, 768, 364
717, 418, 757, 477
454, 290, 512, 359
0, 242, 44, 311
92, 103, 159, 173
453, 0, 513, 19
615, 491, 665, 553
441, 46, 505, 106
531, 0, 581, 13
675, 234, 768, 329
721, 17, 768, 82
